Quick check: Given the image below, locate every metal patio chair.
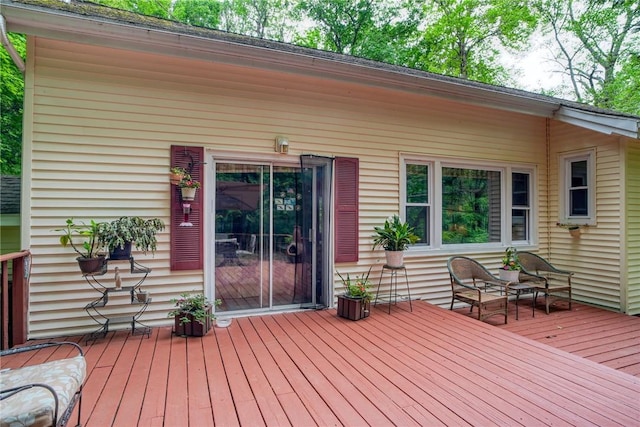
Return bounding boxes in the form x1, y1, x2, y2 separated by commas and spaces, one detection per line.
447, 256, 509, 324
518, 251, 573, 314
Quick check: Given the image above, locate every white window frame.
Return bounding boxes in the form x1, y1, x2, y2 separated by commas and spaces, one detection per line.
559, 149, 596, 226
401, 154, 536, 251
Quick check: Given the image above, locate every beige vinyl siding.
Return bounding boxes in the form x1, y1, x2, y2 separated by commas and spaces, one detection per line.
626, 142, 640, 314
28, 37, 549, 337
549, 121, 624, 310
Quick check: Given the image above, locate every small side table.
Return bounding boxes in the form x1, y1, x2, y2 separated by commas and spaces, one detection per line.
374, 265, 412, 314
509, 283, 536, 320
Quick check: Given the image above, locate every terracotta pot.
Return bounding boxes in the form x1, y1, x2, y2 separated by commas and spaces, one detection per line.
385, 250, 404, 268
170, 172, 185, 185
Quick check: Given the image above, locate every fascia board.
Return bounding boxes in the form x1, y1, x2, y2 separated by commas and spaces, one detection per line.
555, 107, 640, 139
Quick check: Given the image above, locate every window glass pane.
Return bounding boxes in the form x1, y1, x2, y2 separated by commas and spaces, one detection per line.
512, 173, 529, 206
570, 189, 588, 215
406, 206, 429, 245
512, 209, 529, 241
406, 164, 428, 203
442, 167, 501, 244
571, 160, 588, 187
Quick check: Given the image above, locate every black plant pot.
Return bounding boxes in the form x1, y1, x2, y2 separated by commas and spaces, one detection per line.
109, 242, 132, 260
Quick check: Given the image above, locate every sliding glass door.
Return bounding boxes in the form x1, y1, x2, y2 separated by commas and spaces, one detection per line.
213, 158, 332, 313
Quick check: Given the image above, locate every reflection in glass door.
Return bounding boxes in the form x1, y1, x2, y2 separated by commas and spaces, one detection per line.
215, 161, 330, 313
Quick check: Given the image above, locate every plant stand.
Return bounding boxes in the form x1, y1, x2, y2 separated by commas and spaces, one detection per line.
83, 257, 152, 343
337, 295, 370, 320
174, 305, 213, 336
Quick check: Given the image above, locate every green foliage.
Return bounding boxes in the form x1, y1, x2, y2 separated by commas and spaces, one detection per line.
168, 292, 222, 325
535, 0, 640, 113
1, 33, 25, 176
372, 215, 420, 251
337, 266, 373, 302
98, 216, 165, 254
56, 218, 105, 259
406, 0, 536, 84
172, 0, 222, 29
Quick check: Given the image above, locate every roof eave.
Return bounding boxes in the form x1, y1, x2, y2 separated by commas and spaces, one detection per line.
2, 0, 639, 139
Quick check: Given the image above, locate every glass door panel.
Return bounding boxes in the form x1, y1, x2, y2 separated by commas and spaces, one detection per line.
215, 163, 269, 311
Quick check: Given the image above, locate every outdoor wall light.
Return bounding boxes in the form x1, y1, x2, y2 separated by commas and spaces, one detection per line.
275, 136, 289, 154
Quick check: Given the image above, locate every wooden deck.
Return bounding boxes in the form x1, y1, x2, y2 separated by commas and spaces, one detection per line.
7, 300, 640, 426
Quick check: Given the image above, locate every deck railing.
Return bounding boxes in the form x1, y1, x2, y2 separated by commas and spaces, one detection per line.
0, 250, 31, 350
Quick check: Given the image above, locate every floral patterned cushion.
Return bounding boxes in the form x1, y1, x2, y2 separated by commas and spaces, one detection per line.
0, 354, 86, 427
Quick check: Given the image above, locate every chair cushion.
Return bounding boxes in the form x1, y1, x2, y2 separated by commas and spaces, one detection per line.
0, 354, 86, 427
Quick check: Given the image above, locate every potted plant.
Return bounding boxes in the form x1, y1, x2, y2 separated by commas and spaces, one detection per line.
372, 215, 419, 267
168, 292, 221, 337
99, 216, 165, 260
499, 246, 521, 282
169, 166, 187, 185
179, 175, 201, 201
135, 288, 150, 303
336, 267, 372, 320
56, 218, 107, 275
557, 223, 582, 237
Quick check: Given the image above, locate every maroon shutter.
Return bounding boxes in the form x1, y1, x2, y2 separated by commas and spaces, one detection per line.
170, 146, 204, 270
334, 157, 359, 262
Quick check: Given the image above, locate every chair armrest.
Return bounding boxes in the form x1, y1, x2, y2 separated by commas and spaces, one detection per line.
0, 383, 60, 422
0, 341, 84, 358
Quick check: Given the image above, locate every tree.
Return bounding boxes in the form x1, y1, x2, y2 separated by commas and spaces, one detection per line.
219, 0, 296, 40
0, 33, 25, 176
535, 0, 640, 114
172, 0, 223, 29
406, 0, 537, 85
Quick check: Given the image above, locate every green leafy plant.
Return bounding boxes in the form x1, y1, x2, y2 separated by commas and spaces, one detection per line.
168, 293, 221, 325
99, 216, 165, 255
337, 266, 373, 302
501, 247, 521, 271
56, 218, 105, 258
372, 215, 419, 251
178, 175, 201, 189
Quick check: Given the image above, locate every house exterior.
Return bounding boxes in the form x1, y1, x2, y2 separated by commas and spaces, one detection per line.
0, 175, 21, 255
1, 0, 639, 339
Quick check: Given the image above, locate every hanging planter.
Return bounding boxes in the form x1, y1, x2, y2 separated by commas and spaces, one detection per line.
181, 187, 197, 201
170, 167, 187, 185
179, 175, 200, 202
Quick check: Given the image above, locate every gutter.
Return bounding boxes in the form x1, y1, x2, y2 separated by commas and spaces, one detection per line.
0, 14, 25, 74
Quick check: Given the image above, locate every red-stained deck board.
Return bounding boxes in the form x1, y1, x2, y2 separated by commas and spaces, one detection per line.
282, 312, 420, 426
113, 328, 160, 427
360, 306, 563, 426
262, 314, 369, 426
215, 328, 265, 426
138, 327, 172, 427
226, 318, 291, 426
9, 300, 640, 427
201, 331, 241, 427
89, 333, 142, 426
186, 337, 214, 427
248, 316, 342, 427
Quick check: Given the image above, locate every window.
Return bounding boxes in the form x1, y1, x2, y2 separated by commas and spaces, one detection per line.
402, 156, 534, 249
559, 150, 595, 224
405, 162, 431, 246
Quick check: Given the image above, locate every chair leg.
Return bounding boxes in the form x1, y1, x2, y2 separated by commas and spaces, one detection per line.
545, 293, 550, 314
